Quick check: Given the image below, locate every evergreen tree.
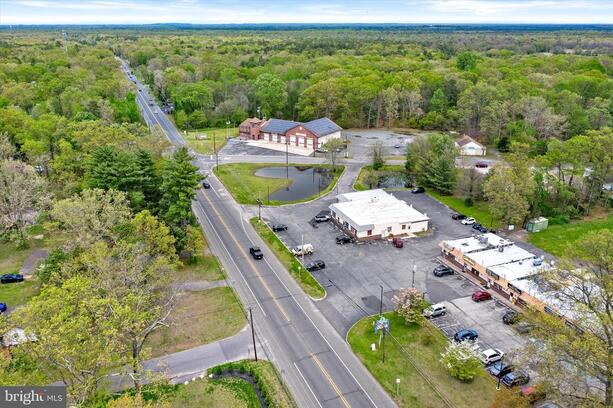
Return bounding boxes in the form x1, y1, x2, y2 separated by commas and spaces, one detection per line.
429, 88, 448, 113
134, 149, 161, 211
89, 146, 119, 190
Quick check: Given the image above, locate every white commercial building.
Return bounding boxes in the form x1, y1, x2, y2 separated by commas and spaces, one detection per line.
329, 189, 429, 240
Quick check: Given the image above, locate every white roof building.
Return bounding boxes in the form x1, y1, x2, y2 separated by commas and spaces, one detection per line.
465, 245, 536, 269
330, 189, 429, 239
441, 233, 512, 255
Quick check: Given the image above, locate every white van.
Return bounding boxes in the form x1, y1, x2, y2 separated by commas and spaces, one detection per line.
291, 244, 314, 256
423, 303, 447, 318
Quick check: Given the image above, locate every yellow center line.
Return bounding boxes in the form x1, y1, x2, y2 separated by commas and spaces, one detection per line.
200, 190, 291, 322
312, 353, 352, 408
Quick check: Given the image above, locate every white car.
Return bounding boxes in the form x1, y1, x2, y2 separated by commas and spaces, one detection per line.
461, 217, 476, 225
480, 348, 504, 365
423, 303, 447, 318
291, 244, 314, 256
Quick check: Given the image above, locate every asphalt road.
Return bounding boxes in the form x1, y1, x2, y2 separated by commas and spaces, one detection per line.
120, 58, 397, 408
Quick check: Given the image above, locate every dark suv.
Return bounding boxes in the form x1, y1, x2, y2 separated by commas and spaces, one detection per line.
270, 224, 288, 232
249, 247, 263, 260
0, 274, 24, 284
501, 370, 530, 387
502, 310, 520, 325
453, 329, 478, 342
305, 260, 325, 272
335, 234, 353, 244
433, 265, 454, 277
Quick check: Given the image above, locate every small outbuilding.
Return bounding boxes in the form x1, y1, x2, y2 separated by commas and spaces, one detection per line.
329, 189, 429, 240
526, 217, 549, 233
455, 135, 486, 156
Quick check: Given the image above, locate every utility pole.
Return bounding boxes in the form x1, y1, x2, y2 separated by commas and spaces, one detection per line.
213, 132, 218, 174
379, 285, 384, 317
496, 355, 504, 390
285, 141, 289, 179
381, 327, 386, 363
256, 198, 262, 221
249, 307, 258, 362
412, 264, 416, 288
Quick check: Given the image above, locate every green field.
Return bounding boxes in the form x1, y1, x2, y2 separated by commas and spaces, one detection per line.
528, 213, 613, 256
216, 163, 344, 205
250, 217, 325, 299
148, 286, 245, 357
427, 191, 500, 228
354, 164, 407, 191
0, 280, 40, 307
185, 127, 238, 155
348, 312, 497, 408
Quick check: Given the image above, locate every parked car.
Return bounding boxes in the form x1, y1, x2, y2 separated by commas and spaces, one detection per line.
249, 247, 263, 260
423, 303, 447, 318
315, 148, 328, 153
270, 224, 288, 232
487, 361, 514, 379
453, 329, 478, 342
0, 274, 24, 284
535, 402, 562, 408
392, 237, 404, 248
433, 265, 454, 277
291, 244, 314, 256
451, 213, 466, 220
0, 303, 6, 313
472, 290, 492, 302
461, 217, 476, 225
411, 187, 425, 194
314, 214, 330, 222
335, 234, 353, 244
475, 161, 489, 168
501, 370, 530, 387
202, 180, 211, 189
520, 386, 546, 404
503, 310, 520, 325
477, 225, 488, 233
471, 222, 483, 230
305, 260, 325, 272
481, 348, 504, 365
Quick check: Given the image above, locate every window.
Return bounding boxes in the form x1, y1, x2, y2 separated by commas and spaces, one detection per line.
367, 230, 372, 236
508, 283, 522, 294
516, 298, 527, 306
401, 224, 406, 230
487, 270, 500, 280
387, 226, 392, 232
351, 227, 357, 234
544, 306, 555, 315
493, 282, 503, 291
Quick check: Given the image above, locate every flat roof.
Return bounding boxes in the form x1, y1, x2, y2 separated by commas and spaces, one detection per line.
465, 244, 535, 268
488, 258, 548, 282
442, 233, 512, 254
330, 190, 429, 231
337, 189, 389, 203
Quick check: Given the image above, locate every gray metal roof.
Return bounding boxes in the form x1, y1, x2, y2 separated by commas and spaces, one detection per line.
261, 119, 301, 134
303, 118, 342, 137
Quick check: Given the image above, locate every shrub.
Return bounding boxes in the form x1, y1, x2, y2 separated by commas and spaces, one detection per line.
464, 197, 474, 207
440, 340, 482, 382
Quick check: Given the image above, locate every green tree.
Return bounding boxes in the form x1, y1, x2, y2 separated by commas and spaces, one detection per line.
160, 148, 202, 248
254, 73, 287, 118
134, 149, 162, 211
483, 165, 534, 227
440, 340, 483, 381
406, 133, 457, 194
456, 51, 479, 71
429, 88, 447, 113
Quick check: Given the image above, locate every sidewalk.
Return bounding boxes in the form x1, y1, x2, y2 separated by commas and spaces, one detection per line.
245, 140, 314, 156
109, 325, 261, 390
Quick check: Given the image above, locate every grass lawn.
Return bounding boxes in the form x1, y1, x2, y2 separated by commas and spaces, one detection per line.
148, 287, 245, 357
348, 312, 497, 408
184, 127, 238, 155
354, 164, 407, 191
111, 360, 294, 408
177, 230, 225, 283
250, 217, 325, 299
0, 280, 40, 306
427, 191, 500, 229
528, 213, 613, 257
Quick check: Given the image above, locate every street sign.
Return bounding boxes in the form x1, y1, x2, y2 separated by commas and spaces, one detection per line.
374, 316, 390, 334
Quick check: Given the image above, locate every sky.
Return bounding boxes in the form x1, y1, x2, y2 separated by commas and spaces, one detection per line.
1, 0, 612, 25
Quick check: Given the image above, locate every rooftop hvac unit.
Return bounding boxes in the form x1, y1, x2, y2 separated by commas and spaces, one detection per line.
498, 246, 504, 252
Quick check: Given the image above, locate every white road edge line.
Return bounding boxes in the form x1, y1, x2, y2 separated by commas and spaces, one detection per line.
294, 362, 324, 408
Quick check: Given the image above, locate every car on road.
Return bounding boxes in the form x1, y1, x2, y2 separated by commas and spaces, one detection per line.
305, 260, 325, 272
503, 310, 520, 325
335, 234, 353, 244
423, 303, 447, 318
451, 213, 466, 220
148, 100, 154, 106
202, 180, 211, 189
270, 224, 288, 232
314, 214, 330, 222
291, 244, 314, 256
461, 217, 476, 225
501, 370, 530, 387
394, 144, 401, 149
475, 161, 489, 168
249, 247, 263, 260
453, 329, 478, 342
0, 274, 24, 284
433, 265, 454, 277
481, 348, 504, 365
0, 303, 6, 313
487, 361, 514, 379
472, 290, 492, 302
411, 187, 425, 194
154, 109, 159, 114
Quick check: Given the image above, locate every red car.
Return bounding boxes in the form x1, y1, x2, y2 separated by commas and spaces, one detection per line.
392, 237, 404, 248
472, 290, 492, 302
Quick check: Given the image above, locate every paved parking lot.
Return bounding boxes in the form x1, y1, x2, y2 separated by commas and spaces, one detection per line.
259, 187, 536, 361
343, 129, 415, 159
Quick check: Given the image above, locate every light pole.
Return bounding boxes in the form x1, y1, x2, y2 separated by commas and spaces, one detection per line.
256, 198, 262, 221
285, 140, 289, 179
496, 355, 504, 390
379, 285, 384, 317
412, 264, 416, 288
213, 131, 218, 174
249, 307, 258, 362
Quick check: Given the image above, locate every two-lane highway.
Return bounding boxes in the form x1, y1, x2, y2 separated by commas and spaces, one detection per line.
119, 58, 396, 408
